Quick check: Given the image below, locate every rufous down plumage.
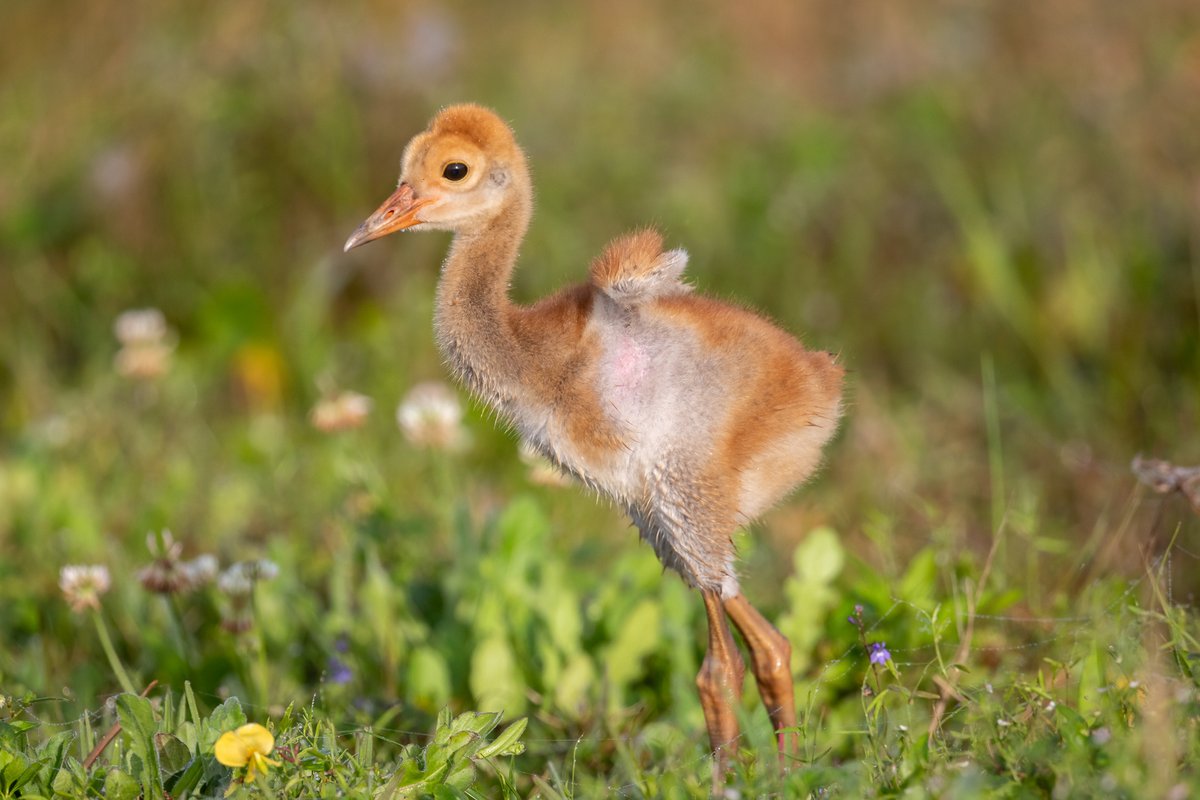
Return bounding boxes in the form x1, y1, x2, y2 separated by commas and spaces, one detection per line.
344, 104, 844, 785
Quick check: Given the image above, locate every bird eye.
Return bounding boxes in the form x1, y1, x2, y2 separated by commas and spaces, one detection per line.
442, 162, 469, 181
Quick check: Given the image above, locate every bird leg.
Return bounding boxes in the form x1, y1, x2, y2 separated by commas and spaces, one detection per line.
724, 594, 798, 763
696, 590, 745, 785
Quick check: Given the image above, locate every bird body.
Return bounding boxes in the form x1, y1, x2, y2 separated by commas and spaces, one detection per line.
345, 104, 843, 782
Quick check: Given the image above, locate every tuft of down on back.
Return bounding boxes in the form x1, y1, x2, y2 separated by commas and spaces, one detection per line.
589, 229, 691, 304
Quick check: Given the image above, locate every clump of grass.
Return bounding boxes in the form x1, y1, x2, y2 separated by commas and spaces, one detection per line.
0, 688, 527, 799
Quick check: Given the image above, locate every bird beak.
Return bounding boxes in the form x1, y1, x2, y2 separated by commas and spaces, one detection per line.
343, 184, 434, 252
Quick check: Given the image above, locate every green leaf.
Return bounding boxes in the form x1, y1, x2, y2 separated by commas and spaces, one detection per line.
166, 755, 206, 796
603, 598, 660, 700
201, 696, 247, 750
184, 680, 202, 727
0, 721, 32, 750
35, 730, 74, 791
898, 548, 937, 605
553, 652, 595, 713
4, 756, 41, 793
408, 646, 453, 711
475, 717, 527, 760
394, 761, 449, 796
116, 693, 164, 800
470, 636, 526, 717
451, 711, 500, 738
1055, 705, 1090, 739
50, 756, 87, 796
444, 761, 477, 790
796, 527, 844, 584
495, 495, 549, 562
155, 732, 192, 774
104, 768, 141, 800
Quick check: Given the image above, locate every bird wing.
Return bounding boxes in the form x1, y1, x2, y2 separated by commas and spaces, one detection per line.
589, 229, 690, 304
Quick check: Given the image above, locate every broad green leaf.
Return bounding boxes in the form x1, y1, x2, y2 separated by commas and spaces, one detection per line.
116, 693, 164, 800
175, 720, 198, 751
0, 721, 31, 750
50, 757, 87, 796
2, 754, 40, 793
470, 636, 526, 717
444, 761, 477, 790
155, 732, 192, 774
408, 645, 453, 711
796, 527, 844, 583
603, 598, 660, 701
394, 761, 449, 796
779, 532, 844, 674
898, 548, 937, 606
202, 696, 247, 749
35, 730, 74, 790
495, 495, 549, 562
104, 768, 141, 800
553, 652, 595, 713
539, 563, 583, 654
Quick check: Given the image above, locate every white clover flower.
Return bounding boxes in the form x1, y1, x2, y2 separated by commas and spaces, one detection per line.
114, 309, 168, 346
60, 565, 111, 613
114, 309, 174, 379
396, 382, 467, 451
217, 559, 277, 634
310, 390, 372, 433
139, 530, 206, 595
181, 554, 219, 589
218, 565, 254, 598
218, 559, 278, 598
146, 530, 183, 561
247, 559, 279, 582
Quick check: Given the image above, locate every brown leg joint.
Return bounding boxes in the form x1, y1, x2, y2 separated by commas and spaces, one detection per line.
724, 593, 799, 760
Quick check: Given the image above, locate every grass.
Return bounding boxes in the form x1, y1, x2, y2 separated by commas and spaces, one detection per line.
1, 1, 1199, 797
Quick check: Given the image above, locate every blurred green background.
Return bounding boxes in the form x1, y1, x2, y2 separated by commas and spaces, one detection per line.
6, 0, 1197, 558
1, 0, 1199, 787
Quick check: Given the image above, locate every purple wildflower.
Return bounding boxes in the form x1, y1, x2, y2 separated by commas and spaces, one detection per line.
327, 656, 353, 685
848, 604, 866, 629
868, 641, 891, 666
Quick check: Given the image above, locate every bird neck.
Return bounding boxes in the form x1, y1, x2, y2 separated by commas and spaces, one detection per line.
433, 190, 532, 407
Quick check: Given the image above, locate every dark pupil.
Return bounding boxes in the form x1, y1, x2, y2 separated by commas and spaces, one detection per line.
443, 162, 468, 181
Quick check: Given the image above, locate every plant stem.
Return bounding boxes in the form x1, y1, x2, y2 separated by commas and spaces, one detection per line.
91, 611, 138, 695
251, 592, 270, 710
434, 450, 457, 539
165, 594, 198, 664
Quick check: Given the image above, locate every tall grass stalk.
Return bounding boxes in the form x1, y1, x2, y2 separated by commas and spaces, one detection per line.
90, 610, 137, 696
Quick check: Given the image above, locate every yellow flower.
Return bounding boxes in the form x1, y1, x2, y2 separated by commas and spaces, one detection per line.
214, 723, 282, 782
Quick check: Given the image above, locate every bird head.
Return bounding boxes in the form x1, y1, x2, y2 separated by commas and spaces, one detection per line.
344, 104, 529, 252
